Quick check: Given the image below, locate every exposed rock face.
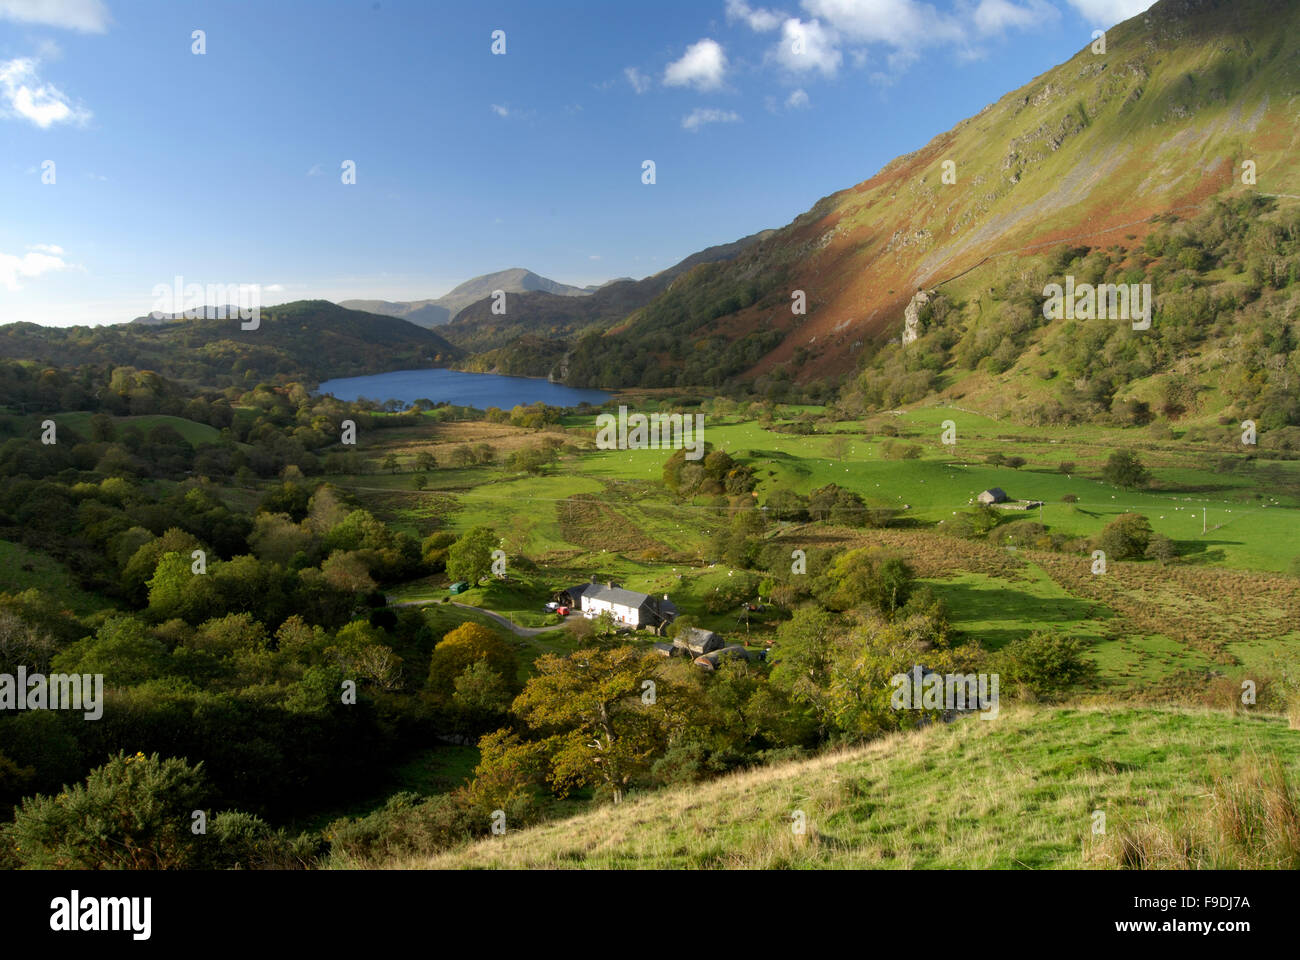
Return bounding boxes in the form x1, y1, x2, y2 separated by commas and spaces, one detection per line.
902, 289, 934, 345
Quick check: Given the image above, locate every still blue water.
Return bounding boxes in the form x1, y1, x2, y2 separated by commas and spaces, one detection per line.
316, 367, 611, 409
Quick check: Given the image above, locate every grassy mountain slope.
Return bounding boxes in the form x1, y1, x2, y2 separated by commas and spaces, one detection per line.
443, 230, 776, 365
396, 705, 1300, 870
845, 193, 1300, 439
567, 0, 1300, 389
0, 300, 460, 388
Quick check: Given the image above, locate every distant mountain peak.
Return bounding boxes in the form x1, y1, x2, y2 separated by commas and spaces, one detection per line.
339, 268, 592, 328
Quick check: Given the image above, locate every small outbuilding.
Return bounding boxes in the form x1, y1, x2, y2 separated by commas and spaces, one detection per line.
693, 645, 764, 671
977, 487, 1008, 504
673, 627, 725, 658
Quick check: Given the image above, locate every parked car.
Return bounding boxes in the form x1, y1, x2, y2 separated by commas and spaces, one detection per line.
556, 605, 570, 616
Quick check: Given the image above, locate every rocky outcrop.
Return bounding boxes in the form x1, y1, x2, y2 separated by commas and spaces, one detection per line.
902, 289, 934, 345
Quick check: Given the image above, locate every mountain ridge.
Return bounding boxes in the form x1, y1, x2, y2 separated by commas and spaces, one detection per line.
339, 268, 595, 328
559, 0, 1300, 390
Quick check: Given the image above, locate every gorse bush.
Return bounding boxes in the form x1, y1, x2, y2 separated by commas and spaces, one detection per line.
998, 631, 1096, 699
3, 752, 313, 870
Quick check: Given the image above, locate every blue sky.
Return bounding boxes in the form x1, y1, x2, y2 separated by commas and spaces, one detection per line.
0, 0, 1155, 327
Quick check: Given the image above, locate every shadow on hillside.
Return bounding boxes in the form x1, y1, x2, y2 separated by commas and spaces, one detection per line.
938, 581, 1110, 650
1175, 542, 1233, 564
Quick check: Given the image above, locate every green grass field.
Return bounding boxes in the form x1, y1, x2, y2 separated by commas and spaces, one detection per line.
55, 412, 223, 447
0, 540, 112, 615
332, 405, 1300, 698
386, 705, 1300, 869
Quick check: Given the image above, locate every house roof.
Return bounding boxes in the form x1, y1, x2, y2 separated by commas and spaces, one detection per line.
679, 626, 719, 641
586, 584, 657, 609
979, 487, 1008, 500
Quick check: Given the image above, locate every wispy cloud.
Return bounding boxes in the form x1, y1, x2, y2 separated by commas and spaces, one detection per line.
490, 103, 509, 117
0, 0, 109, 33
1064, 0, 1155, 26
624, 66, 652, 94
786, 88, 810, 109
719, 0, 1072, 83
726, 0, 783, 31
664, 39, 729, 91
682, 107, 741, 132
972, 0, 1059, 33
0, 57, 91, 128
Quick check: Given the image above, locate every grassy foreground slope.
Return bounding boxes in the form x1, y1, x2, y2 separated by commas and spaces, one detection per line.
400, 706, 1299, 869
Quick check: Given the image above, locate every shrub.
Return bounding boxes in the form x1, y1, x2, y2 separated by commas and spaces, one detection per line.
7, 752, 310, 869
1101, 450, 1150, 489
1097, 513, 1153, 560
999, 631, 1095, 698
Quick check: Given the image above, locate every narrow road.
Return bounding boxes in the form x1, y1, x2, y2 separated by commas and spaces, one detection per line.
385, 597, 575, 637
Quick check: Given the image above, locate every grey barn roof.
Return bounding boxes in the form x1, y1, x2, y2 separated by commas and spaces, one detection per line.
586, 584, 657, 609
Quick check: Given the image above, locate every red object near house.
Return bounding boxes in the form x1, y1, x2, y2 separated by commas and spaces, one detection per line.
556, 606, 570, 616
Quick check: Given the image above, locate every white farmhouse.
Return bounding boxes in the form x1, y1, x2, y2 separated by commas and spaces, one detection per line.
579, 582, 675, 630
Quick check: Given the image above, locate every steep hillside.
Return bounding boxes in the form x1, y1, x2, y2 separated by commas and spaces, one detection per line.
340, 268, 593, 329
565, 0, 1300, 389
394, 706, 1300, 870
0, 300, 460, 388
443, 230, 776, 365
844, 195, 1300, 436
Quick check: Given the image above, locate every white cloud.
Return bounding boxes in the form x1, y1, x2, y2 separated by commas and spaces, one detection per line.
624, 66, 651, 94
1064, 0, 1155, 25
786, 88, 810, 109
0, 246, 69, 291
772, 17, 842, 76
726, 0, 783, 31
490, 103, 509, 117
0, 58, 91, 128
664, 39, 728, 91
779, 0, 1057, 81
307, 163, 324, 176
682, 107, 741, 132
971, 0, 1058, 34
802, 0, 964, 48
0, 0, 109, 33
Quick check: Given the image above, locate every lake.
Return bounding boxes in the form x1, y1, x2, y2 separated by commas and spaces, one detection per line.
316, 368, 611, 410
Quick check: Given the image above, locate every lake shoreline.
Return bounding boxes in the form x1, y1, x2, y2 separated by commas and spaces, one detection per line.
315, 367, 613, 410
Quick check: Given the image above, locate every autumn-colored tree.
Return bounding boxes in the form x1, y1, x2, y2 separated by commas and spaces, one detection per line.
511, 645, 691, 803
321, 550, 377, 593
425, 622, 518, 704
